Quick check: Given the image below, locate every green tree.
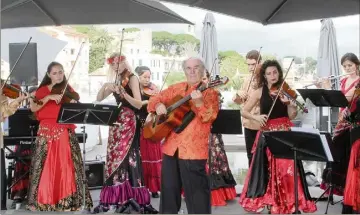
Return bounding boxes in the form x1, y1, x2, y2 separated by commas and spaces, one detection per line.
152, 31, 200, 56
305, 57, 317, 75
124, 27, 140, 33
164, 71, 186, 87
219, 51, 247, 89
73, 25, 113, 73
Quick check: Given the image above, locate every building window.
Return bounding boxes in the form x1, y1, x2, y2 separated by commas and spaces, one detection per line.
139, 59, 142, 66
71, 49, 75, 55
132, 59, 135, 67
157, 72, 160, 80
131, 49, 133, 54
137, 49, 139, 54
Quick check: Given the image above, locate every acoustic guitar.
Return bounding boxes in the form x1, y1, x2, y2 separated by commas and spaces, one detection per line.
143, 76, 229, 141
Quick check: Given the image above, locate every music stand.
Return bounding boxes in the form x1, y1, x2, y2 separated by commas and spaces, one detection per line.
262, 128, 333, 214
209, 109, 242, 199
211, 109, 242, 134
297, 89, 348, 132
296, 89, 348, 108
57, 103, 120, 212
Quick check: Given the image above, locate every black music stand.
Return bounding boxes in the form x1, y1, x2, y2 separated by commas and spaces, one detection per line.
296, 89, 348, 108
262, 129, 333, 214
57, 103, 120, 212
297, 88, 348, 206
209, 110, 242, 199
211, 109, 242, 134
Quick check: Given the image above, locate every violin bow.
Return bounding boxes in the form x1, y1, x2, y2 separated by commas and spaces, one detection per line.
58, 42, 85, 102
266, 58, 295, 119
1, 37, 32, 90
246, 46, 263, 94
159, 59, 176, 92
114, 28, 125, 86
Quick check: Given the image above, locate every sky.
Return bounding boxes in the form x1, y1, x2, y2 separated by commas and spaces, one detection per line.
102, 2, 360, 59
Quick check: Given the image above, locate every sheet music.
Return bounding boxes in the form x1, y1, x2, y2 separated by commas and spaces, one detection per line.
290, 127, 333, 162
290, 127, 320, 134
320, 134, 334, 162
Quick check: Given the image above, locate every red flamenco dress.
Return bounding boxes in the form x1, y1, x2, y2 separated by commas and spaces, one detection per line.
26, 85, 93, 211
94, 74, 157, 214
342, 97, 360, 214
206, 133, 237, 206
239, 86, 317, 214
139, 94, 162, 197
320, 77, 360, 196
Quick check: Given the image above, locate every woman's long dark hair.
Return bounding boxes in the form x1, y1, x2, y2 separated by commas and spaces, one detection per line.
38, 61, 67, 88
135, 66, 151, 76
258, 60, 284, 88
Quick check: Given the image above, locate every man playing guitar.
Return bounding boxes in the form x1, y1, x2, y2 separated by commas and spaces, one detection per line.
147, 57, 220, 214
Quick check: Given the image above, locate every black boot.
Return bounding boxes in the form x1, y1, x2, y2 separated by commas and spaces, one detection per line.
128, 198, 141, 212
151, 192, 159, 198
144, 204, 158, 214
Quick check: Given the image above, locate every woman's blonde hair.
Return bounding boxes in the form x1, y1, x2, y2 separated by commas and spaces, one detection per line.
106, 52, 132, 82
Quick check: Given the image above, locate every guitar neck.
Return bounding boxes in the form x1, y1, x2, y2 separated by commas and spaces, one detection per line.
167, 85, 207, 113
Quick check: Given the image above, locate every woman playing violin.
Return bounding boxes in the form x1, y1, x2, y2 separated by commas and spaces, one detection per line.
238, 60, 317, 214
134, 66, 162, 199
318, 53, 360, 202
93, 54, 157, 214
1, 81, 28, 210
26, 62, 92, 211
340, 53, 360, 214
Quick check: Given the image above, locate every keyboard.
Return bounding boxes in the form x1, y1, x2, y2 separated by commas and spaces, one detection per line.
4, 133, 88, 146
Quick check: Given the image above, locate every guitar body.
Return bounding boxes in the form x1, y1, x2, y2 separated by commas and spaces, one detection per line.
143, 95, 191, 141
143, 76, 229, 141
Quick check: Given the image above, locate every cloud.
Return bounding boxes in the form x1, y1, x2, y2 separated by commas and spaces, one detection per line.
103, 2, 359, 59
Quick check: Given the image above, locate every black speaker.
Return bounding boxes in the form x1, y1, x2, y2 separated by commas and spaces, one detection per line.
9, 42, 38, 86
85, 160, 105, 189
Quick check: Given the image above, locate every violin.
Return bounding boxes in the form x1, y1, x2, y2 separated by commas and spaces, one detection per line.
51, 82, 80, 103
1, 80, 42, 105
270, 81, 308, 113
143, 83, 159, 97
119, 69, 131, 87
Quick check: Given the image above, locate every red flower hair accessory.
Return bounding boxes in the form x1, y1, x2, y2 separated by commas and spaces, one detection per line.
107, 55, 126, 64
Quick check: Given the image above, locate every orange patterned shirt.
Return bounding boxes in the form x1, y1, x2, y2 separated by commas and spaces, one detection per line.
147, 81, 219, 160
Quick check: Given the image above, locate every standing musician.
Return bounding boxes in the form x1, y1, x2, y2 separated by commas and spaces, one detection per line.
1, 81, 28, 210
233, 50, 262, 166
238, 60, 317, 214
147, 57, 220, 214
10, 86, 38, 209
203, 71, 237, 206
135, 66, 162, 199
340, 53, 360, 214
318, 53, 360, 200
27, 62, 93, 211
93, 54, 157, 214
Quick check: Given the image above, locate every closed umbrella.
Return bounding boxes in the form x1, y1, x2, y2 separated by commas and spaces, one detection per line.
317, 19, 341, 89
316, 19, 340, 133
199, 13, 219, 77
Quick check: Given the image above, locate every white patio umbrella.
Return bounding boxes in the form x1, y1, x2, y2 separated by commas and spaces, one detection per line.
199, 13, 219, 78
316, 18, 341, 133
317, 19, 341, 90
